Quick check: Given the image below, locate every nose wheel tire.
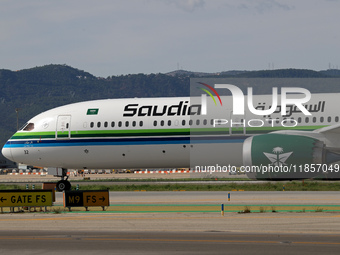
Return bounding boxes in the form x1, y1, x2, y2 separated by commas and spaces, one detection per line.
56, 180, 71, 192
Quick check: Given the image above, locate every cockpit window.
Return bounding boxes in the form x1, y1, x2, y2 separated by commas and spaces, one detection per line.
23, 123, 35, 131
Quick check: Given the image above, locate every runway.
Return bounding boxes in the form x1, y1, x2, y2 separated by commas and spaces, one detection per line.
0, 191, 340, 254
1, 213, 340, 254
1, 230, 340, 255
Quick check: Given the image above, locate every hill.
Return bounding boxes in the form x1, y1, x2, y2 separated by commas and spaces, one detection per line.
1, 64, 340, 146
0, 65, 190, 145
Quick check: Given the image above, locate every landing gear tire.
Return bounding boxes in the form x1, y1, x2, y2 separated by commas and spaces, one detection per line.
56, 180, 71, 192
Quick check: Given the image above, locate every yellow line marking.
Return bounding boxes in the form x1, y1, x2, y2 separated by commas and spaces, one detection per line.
1, 213, 340, 222
0, 237, 71, 240
3, 236, 340, 245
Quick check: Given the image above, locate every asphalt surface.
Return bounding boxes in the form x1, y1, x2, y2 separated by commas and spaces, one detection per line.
1, 230, 340, 255
2, 175, 340, 254
1, 191, 340, 254
1, 212, 340, 254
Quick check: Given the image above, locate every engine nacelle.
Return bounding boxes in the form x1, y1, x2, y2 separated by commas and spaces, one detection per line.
243, 133, 340, 180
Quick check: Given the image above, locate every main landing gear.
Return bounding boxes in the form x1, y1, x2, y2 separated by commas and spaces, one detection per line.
53, 168, 72, 192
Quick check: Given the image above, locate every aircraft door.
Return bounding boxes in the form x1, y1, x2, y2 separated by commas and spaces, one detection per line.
229, 111, 246, 135
56, 115, 71, 139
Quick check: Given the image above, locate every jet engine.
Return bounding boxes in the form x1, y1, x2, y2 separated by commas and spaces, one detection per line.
243, 133, 340, 180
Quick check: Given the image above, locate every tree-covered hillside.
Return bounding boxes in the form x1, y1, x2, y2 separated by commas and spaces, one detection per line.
0, 64, 190, 145
1, 64, 340, 146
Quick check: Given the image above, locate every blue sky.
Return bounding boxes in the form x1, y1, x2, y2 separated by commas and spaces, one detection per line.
1, 0, 339, 77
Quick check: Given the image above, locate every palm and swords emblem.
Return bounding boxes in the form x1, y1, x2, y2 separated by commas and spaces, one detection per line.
263, 147, 293, 166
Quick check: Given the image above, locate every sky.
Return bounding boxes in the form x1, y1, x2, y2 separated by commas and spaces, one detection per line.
1, 0, 340, 77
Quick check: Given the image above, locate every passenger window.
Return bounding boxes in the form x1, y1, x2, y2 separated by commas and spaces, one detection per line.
90, 122, 94, 128
160, 120, 164, 126
168, 120, 171, 126
104, 122, 108, 128
320, 117, 324, 123
312, 117, 316, 123
196, 120, 200, 125
139, 121, 143, 127
182, 120, 186, 126
203, 119, 207, 125
305, 117, 309, 123
97, 122, 101, 128
125, 121, 129, 127
336, 117, 339, 122
328, 117, 332, 122
118, 121, 122, 127
111, 121, 115, 127
132, 121, 136, 127
153, 121, 157, 127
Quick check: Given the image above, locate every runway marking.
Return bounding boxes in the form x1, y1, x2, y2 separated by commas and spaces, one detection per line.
83, 237, 340, 246
0, 236, 71, 240
84, 237, 279, 244
1, 213, 340, 222
1, 236, 340, 246
21, 204, 340, 213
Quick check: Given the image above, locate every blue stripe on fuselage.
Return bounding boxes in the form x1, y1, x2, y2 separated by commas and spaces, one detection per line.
5, 136, 248, 148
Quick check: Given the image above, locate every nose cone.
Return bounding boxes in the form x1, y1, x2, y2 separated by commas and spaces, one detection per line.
1, 143, 14, 162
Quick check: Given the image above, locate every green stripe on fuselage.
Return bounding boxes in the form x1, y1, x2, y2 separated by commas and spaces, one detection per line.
9, 125, 327, 140
10, 131, 55, 140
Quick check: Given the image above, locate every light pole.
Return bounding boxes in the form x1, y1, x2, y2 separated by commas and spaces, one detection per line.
15, 108, 21, 130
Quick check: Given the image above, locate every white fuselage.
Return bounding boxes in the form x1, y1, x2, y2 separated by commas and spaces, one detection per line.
2, 93, 339, 170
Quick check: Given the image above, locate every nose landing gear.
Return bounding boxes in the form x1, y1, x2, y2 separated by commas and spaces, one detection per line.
56, 179, 71, 192
47, 167, 72, 192
56, 168, 72, 191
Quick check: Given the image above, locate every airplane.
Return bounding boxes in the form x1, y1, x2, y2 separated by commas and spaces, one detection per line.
2, 86, 340, 191
0, 153, 17, 169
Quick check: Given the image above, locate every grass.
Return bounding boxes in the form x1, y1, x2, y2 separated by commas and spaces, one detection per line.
239, 206, 251, 214
51, 207, 66, 214
315, 207, 324, 212
0, 184, 23, 190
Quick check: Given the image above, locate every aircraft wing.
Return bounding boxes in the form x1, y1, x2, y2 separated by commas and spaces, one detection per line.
273, 124, 340, 154
313, 123, 340, 134
313, 124, 340, 134
311, 124, 340, 153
